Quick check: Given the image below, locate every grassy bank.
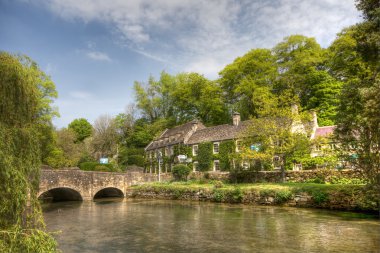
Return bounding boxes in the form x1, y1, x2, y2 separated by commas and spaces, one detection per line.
129, 181, 379, 213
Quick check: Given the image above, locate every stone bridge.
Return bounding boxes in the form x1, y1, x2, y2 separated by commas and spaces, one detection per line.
39, 169, 168, 201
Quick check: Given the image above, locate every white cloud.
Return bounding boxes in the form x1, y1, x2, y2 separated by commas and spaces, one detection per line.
86, 51, 112, 62
39, 0, 361, 78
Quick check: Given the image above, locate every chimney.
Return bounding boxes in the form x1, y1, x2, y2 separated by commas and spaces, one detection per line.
311, 110, 318, 128
233, 112, 241, 126
291, 103, 299, 115
191, 120, 198, 131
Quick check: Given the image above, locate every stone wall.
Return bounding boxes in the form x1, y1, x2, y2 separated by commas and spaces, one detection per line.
127, 183, 378, 213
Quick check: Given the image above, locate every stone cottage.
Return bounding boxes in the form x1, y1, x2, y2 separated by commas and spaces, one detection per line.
145, 107, 336, 173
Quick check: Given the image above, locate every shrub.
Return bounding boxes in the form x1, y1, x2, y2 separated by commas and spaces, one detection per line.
312, 191, 329, 204
213, 180, 224, 188
275, 190, 293, 203
229, 187, 243, 203
212, 189, 225, 202
79, 162, 98, 171
128, 155, 145, 167
94, 165, 110, 171
172, 164, 191, 181
79, 162, 117, 172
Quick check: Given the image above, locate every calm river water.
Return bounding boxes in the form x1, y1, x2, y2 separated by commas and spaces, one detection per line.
43, 199, 380, 253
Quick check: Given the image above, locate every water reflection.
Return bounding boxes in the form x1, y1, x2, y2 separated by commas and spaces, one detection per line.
43, 200, 380, 253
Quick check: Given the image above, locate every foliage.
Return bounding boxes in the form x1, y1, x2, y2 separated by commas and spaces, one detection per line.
127, 155, 145, 167
219, 49, 278, 119
172, 164, 191, 181
79, 162, 120, 172
0, 52, 57, 251
68, 118, 92, 143
134, 72, 229, 126
239, 106, 309, 172
219, 140, 236, 171
45, 128, 86, 168
197, 142, 213, 171
332, 0, 380, 194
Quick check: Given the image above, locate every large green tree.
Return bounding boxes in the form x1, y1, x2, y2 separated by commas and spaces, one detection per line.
219, 49, 277, 120
334, 0, 380, 190
68, 118, 93, 143
0, 52, 57, 251
134, 71, 228, 126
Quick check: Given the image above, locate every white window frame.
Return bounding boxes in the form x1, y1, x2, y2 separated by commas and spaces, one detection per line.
213, 142, 220, 154
193, 161, 199, 172
193, 145, 198, 156
213, 160, 220, 171
235, 140, 242, 152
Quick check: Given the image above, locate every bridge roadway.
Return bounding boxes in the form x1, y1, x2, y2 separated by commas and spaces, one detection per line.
39, 169, 166, 201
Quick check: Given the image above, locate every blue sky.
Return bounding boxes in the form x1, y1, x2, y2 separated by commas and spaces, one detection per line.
0, 0, 361, 128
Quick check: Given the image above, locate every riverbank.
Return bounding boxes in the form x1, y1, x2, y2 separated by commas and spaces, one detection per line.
128, 181, 379, 214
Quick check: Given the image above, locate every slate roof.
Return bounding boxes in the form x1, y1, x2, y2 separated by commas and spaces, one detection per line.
186, 120, 251, 144
315, 126, 336, 138
145, 120, 205, 151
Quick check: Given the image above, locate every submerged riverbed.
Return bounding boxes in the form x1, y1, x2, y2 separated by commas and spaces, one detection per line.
43, 199, 380, 253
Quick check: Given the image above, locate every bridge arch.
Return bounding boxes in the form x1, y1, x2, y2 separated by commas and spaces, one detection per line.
93, 187, 124, 199
38, 187, 83, 202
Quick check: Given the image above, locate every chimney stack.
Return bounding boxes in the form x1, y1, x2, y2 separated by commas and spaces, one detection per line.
311, 110, 318, 128
291, 103, 299, 115
233, 112, 241, 126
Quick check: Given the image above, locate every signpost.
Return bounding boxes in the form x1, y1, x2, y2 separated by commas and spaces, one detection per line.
157, 151, 162, 182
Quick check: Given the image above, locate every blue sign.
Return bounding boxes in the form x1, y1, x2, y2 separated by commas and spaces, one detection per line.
250, 144, 260, 152
100, 158, 109, 164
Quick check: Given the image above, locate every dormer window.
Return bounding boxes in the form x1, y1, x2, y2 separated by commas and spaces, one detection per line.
213, 142, 219, 154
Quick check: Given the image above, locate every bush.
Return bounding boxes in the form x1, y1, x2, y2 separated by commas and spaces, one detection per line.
79, 162, 117, 172
213, 180, 224, 188
172, 164, 191, 181
128, 155, 145, 167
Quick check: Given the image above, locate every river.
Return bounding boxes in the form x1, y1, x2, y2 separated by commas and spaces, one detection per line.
42, 199, 380, 253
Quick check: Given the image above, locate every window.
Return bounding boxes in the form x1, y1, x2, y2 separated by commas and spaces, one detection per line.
242, 160, 250, 169
213, 142, 219, 154
193, 161, 199, 172
164, 147, 168, 156
193, 145, 198, 156
214, 160, 220, 171
236, 140, 242, 152
168, 146, 173, 156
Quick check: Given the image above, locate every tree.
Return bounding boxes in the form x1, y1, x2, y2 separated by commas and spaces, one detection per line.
218, 49, 278, 119
170, 73, 229, 125
239, 105, 311, 174
68, 118, 93, 142
45, 128, 85, 168
305, 71, 343, 126
273, 35, 325, 107
334, 0, 380, 193
92, 114, 118, 159
0, 51, 57, 251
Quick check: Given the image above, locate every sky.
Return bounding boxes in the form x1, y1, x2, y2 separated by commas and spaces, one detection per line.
0, 0, 361, 128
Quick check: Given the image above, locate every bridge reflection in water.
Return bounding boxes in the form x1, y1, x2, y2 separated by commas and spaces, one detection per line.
38, 169, 163, 202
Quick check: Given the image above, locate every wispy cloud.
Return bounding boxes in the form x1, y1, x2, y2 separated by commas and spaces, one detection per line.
86, 51, 112, 62
38, 0, 361, 78
70, 91, 93, 99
